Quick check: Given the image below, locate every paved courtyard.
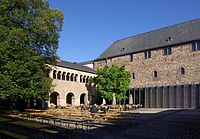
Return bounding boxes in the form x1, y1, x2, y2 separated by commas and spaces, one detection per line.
89, 108, 200, 139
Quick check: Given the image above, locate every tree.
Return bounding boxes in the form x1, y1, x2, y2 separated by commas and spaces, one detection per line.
91, 65, 131, 104
0, 0, 63, 110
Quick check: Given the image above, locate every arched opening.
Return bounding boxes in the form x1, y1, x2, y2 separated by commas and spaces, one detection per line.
181, 67, 185, 75
57, 71, 61, 80
50, 92, 60, 106
66, 92, 75, 105
70, 73, 74, 81
154, 71, 157, 77
66, 72, 70, 81
80, 93, 86, 105
86, 76, 89, 83
53, 70, 57, 79
83, 75, 86, 83
62, 72, 66, 80
74, 74, 78, 82
80, 75, 83, 82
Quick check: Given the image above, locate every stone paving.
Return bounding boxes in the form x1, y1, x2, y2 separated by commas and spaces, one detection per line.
89, 108, 200, 139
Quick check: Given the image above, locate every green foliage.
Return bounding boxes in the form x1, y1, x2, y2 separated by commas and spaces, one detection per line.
0, 0, 63, 110
91, 65, 131, 103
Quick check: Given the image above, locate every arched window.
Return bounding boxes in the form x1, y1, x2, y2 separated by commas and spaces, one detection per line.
74, 74, 78, 82
154, 71, 157, 78
57, 71, 61, 80
132, 73, 135, 79
80, 75, 83, 82
53, 70, 57, 79
66, 73, 70, 81
62, 72, 66, 80
83, 76, 86, 83
86, 76, 89, 83
181, 67, 185, 75
70, 73, 74, 81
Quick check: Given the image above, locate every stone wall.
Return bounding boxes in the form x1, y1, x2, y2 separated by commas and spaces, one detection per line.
94, 42, 200, 88
48, 65, 96, 107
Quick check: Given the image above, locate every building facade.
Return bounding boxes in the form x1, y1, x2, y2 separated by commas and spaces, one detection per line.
94, 19, 200, 108
48, 60, 96, 107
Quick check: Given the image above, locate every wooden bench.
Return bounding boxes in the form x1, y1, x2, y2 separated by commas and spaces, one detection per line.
0, 129, 29, 139
39, 128, 59, 139
39, 128, 59, 134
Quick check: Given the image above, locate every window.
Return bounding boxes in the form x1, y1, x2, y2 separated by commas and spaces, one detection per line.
132, 73, 135, 79
53, 70, 57, 79
70, 73, 74, 81
163, 47, 172, 55
121, 47, 125, 52
180, 67, 185, 75
80, 75, 83, 82
74, 74, 78, 82
62, 72, 66, 80
57, 71, 61, 80
83, 76, 86, 83
130, 54, 133, 62
154, 71, 157, 78
192, 41, 200, 51
144, 51, 151, 59
66, 73, 70, 81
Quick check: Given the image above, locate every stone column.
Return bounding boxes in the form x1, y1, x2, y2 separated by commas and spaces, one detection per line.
191, 85, 196, 108
112, 93, 116, 105
169, 86, 174, 108
145, 88, 149, 108
133, 89, 136, 105
163, 86, 167, 108
102, 98, 106, 105
176, 85, 181, 108
129, 93, 133, 105
184, 85, 189, 108
139, 88, 141, 105
150, 87, 154, 108
157, 87, 161, 108
161, 87, 164, 108
198, 84, 200, 108
84, 95, 88, 106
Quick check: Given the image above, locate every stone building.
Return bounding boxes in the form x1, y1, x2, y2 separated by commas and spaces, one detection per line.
94, 18, 200, 108
48, 60, 96, 107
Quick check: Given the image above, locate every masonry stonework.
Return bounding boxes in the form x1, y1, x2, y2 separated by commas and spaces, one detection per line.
94, 42, 200, 108
48, 64, 96, 107
94, 43, 200, 88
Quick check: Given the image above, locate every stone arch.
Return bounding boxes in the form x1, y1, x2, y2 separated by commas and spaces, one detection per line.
80, 75, 83, 82
83, 75, 86, 83
180, 67, 185, 75
53, 70, 57, 79
80, 93, 87, 105
70, 73, 74, 81
62, 72, 66, 80
74, 74, 78, 82
66, 92, 75, 106
66, 72, 70, 81
86, 76, 89, 83
57, 71, 61, 80
50, 92, 60, 106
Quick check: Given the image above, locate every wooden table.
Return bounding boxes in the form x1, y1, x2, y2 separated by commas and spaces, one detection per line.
9, 120, 50, 138
9, 121, 50, 129
0, 117, 11, 122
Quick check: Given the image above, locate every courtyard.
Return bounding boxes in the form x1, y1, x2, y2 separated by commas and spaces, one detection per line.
0, 107, 200, 139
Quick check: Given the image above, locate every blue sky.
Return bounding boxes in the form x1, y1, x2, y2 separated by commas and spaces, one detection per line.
49, 0, 200, 63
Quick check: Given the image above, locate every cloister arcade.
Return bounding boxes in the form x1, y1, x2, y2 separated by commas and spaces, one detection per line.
50, 92, 88, 107
52, 70, 92, 83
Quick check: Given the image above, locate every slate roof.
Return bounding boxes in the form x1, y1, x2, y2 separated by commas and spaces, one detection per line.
78, 60, 94, 65
96, 18, 200, 60
56, 60, 96, 74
